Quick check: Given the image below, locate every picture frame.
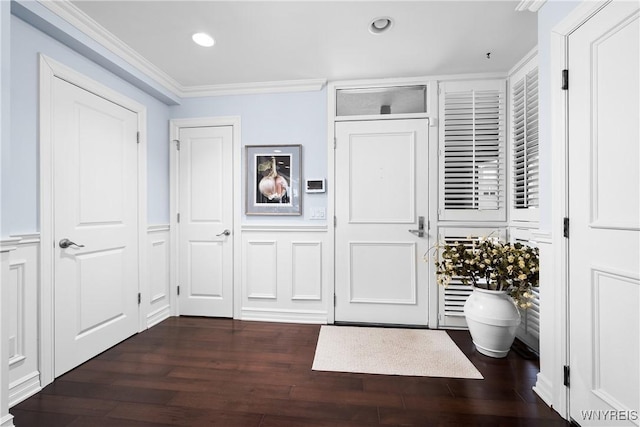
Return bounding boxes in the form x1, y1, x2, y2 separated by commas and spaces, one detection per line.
245, 144, 302, 215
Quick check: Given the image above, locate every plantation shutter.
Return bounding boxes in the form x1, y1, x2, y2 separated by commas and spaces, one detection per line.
511, 228, 540, 352
438, 80, 506, 222
510, 58, 539, 222
437, 227, 507, 328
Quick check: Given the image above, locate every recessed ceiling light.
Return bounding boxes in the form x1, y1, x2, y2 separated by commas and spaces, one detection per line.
369, 17, 393, 35
192, 32, 215, 47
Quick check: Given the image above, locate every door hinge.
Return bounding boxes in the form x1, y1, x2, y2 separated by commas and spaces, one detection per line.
563, 365, 570, 387
333, 216, 337, 227
563, 217, 569, 238
137, 293, 141, 305
136, 132, 140, 144
562, 69, 569, 90
173, 139, 180, 151
334, 137, 337, 149
177, 213, 181, 223
177, 285, 180, 296
333, 293, 336, 306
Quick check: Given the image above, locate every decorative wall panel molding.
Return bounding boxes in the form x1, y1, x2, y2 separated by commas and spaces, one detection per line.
241, 229, 329, 323
147, 226, 171, 328
6, 236, 41, 407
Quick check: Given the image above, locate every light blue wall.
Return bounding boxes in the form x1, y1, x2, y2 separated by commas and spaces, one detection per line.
537, 0, 581, 231
2, 3, 328, 235
1, 1, 10, 238
171, 90, 328, 224
3, 14, 171, 235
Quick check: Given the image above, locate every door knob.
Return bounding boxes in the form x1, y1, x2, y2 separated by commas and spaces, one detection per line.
59, 238, 85, 249
216, 229, 231, 237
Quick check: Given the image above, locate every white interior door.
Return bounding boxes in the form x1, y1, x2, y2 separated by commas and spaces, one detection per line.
53, 77, 139, 377
335, 119, 429, 325
568, 2, 639, 425
178, 126, 234, 317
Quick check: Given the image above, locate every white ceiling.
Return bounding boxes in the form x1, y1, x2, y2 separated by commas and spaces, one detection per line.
69, 1, 537, 91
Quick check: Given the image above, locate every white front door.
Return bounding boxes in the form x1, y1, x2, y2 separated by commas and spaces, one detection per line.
335, 119, 430, 325
177, 126, 234, 317
568, 2, 639, 425
53, 77, 140, 377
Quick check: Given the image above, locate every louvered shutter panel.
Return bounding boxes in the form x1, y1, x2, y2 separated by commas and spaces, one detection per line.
511, 228, 540, 352
510, 58, 539, 222
437, 227, 507, 328
439, 80, 507, 221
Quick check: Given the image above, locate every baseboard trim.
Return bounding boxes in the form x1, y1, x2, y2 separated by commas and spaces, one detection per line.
8, 370, 41, 407
0, 413, 15, 427
146, 305, 171, 328
240, 308, 328, 324
533, 372, 553, 407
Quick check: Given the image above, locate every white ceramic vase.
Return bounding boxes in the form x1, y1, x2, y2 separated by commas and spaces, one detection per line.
464, 287, 521, 358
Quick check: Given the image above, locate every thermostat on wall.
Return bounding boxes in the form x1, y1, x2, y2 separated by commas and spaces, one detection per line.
305, 179, 325, 193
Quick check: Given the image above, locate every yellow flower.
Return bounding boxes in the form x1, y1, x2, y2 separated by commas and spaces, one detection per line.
518, 274, 527, 280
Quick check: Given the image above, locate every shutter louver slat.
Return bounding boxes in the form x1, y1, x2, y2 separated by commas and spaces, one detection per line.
440, 82, 506, 219
512, 66, 539, 213
438, 228, 508, 328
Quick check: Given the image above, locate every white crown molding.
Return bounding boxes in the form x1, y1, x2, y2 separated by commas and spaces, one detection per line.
38, 0, 184, 96
181, 78, 327, 97
36, 0, 327, 99
515, 0, 547, 13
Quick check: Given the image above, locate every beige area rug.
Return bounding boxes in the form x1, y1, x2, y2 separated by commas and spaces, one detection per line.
312, 325, 483, 379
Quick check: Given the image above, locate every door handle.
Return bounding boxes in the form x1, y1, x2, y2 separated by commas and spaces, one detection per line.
216, 229, 231, 237
59, 238, 85, 249
408, 216, 425, 238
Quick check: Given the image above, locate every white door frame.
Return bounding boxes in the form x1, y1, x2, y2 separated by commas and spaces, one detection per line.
326, 79, 440, 326
169, 116, 242, 318
549, 1, 612, 419
38, 54, 148, 388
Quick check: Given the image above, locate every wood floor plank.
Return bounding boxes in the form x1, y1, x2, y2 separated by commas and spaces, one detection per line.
10, 317, 569, 426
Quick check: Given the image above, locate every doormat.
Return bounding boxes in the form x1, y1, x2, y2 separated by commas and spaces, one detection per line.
312, 325, 483, 379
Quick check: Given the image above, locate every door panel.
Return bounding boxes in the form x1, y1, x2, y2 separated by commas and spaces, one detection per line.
568, 2, 639, 424
178, 126, 234, 317
335, 119, 429, 325
53, 77, 139, 377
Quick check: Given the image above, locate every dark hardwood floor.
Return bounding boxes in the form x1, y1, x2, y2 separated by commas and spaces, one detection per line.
11, 317, 569, 426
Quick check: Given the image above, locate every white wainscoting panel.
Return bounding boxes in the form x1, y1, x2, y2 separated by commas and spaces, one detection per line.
147, 226, 171, 328
6, 236, 41, 407
291, 242, 323, 301
241, 226, 330, 323
245, 240, 278, 299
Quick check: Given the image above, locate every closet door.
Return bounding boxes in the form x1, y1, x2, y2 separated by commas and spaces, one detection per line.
568, 2, 639, 424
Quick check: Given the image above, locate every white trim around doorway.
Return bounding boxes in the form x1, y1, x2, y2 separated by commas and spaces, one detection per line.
38, 54, 148, 388
169, 116, 242, 318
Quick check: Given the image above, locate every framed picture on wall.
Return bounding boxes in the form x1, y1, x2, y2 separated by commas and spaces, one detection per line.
245, 144, 302, 215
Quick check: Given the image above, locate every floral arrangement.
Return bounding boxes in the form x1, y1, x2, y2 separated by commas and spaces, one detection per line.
431, 237, 540, 308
